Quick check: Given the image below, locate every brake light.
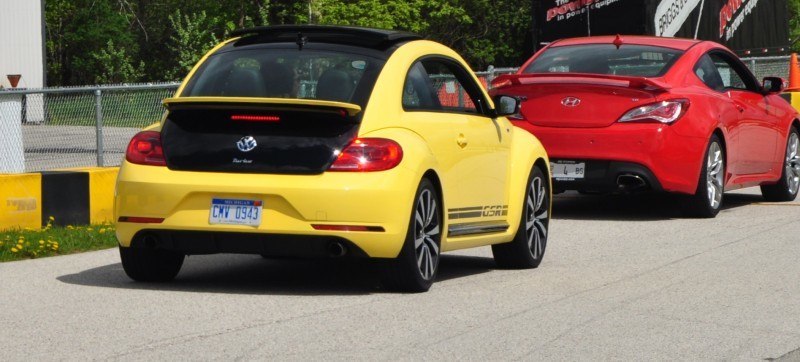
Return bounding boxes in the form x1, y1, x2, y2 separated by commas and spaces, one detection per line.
231, 114, 280, 122
328, 138, 403, 172
126, 131, 166, 166
117, 216, 165, 224
618, 99, 689, 124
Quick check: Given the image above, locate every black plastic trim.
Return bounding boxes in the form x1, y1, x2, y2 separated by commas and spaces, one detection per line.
448, 221, 509, 237
129, 230, 369, 258
551, 159, 664, 193
231, 25, 422, 51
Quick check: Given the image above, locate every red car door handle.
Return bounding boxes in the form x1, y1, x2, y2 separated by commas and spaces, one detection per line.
734, 103, 745, 113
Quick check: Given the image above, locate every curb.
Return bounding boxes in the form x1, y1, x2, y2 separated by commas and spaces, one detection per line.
0, 167, 118, 230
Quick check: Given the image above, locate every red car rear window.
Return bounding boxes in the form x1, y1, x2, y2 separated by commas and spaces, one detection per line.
524, 44, 683, 77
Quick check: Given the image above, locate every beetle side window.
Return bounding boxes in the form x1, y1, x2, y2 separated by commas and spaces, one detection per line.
402, 58, 488, 115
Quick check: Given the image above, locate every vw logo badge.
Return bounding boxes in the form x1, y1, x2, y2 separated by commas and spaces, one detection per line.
561, 97, 581, 107
236, 136, 257, 152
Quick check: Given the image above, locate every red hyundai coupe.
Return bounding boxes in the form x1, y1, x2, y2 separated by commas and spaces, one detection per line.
490, 35, 800, 217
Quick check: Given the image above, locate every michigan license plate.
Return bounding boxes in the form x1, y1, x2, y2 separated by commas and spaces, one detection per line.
209, 198, 262, 226
550, 161, 586, 181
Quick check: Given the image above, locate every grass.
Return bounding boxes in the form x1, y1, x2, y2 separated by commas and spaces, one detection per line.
38, 88, 174, 127
0, 217, 117, 262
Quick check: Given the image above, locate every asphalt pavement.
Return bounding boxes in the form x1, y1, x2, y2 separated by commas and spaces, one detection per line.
2, 188, 800, 360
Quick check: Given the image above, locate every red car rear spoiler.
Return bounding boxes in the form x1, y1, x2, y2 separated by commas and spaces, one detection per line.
491, 73, 671, 93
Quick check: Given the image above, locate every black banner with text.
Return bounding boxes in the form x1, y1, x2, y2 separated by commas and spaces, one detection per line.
533, 0, 790, 55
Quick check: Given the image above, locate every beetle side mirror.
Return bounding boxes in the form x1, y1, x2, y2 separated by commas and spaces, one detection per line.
492, 95, 521, 117
762, 77, 786, 94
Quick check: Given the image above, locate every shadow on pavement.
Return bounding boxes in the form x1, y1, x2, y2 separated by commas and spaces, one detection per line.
553, 191, 765, 221
57, 253, 495, 295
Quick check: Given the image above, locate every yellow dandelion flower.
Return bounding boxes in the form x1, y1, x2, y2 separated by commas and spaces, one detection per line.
87, 228, 93, 231
99, 229, 106, 234
11, 247, 18, 253
39, 240, 44, 245
67, 225, 74, 230
16, 244, 23, 249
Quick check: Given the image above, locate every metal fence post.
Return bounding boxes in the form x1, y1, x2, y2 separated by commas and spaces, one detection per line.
750, 59, 756, 74
94, 89, 104, 167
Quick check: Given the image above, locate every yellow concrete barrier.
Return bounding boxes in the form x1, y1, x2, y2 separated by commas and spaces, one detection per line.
0, 167, 118, 230
0, 173, 42, 230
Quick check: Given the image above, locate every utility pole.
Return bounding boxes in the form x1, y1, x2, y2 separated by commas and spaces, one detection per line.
530, 0, 540, 52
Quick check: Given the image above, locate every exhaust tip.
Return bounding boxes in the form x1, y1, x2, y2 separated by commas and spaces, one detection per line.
617, 174, 647, 190
327, 241, 347, 257
141, 234, 159, 249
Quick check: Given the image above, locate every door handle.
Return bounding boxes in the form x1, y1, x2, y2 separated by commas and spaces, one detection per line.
456, 134, 468, 148
733, 101, 746, 113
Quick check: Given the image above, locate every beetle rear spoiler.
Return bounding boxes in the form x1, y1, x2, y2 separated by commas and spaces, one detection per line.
163, 97, 363, 116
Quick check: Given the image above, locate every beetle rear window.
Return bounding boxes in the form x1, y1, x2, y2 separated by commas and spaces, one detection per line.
524, 44, 683, 77
182, 49, 386, 107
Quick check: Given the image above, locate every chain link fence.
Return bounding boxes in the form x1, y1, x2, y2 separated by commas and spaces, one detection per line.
0, 58, 791, 173
0, 83, 178, 172
741, 56, 790, 81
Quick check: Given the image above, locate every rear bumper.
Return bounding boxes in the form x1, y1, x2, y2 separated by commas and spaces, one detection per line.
550, 159, 663, 193
114, 161, 419, 258
513, 121, 707, 195
127, 229, 369, 258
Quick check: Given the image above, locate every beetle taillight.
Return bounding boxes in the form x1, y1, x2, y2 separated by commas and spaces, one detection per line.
328, 138, 403, 172
126, 131, 166, 166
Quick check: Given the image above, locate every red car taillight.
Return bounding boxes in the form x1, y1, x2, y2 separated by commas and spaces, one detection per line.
618, 99, 689, 124
328, 138, 403, 172
126, 131, 166, 166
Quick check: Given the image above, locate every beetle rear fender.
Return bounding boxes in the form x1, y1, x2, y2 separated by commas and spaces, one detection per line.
357, 127, 439, 175
505, 129, 550, 235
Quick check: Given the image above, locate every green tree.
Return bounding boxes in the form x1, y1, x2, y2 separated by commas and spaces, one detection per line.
91, 40, 145, 84
45, 0, 140, 85
790, 0, 800, 52
166, 10, 223, 79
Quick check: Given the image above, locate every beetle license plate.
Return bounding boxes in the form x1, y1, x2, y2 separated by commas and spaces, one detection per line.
550, 161, 585, 180
209, 198, 262, 226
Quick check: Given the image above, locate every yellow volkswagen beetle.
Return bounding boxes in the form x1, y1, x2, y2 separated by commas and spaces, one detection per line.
115, 25, 551, 292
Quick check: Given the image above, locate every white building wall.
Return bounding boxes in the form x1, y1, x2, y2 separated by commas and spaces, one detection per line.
0, 0, 45, 89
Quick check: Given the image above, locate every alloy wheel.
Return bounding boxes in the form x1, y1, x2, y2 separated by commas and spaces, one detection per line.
525, 175, 549, 260
785, 132, 800, 195
413, 189, 440, 280
706, 142, 724, 209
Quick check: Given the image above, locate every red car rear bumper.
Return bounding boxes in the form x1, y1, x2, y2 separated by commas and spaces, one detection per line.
513, 121, 708, 195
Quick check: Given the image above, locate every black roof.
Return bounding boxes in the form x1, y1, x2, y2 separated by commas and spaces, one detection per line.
230, 25, 423, 50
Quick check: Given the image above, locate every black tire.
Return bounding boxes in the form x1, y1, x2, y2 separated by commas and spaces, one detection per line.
119, 245, 184, 282
492, 165, 550, 269
381, 178, 442, 293
681, 134, 725, 218
761, 127, 800, 201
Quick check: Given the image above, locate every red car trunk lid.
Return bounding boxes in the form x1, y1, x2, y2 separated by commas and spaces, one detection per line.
493, 73, 668, 128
